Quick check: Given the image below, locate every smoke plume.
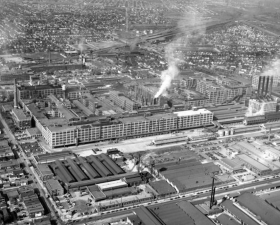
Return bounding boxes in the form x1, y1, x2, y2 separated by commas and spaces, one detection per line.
261, 59, 280, 77
154, 11, 206, 98
245, 102, 265, 117
78, 37, 86, 53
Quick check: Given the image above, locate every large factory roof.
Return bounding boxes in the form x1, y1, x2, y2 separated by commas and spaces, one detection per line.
237, 154, 269, 171
237, 193, 280, 225
134, 206, 162, 225
221, 199, 258, 225
147, 201, 210, 225
177, 201, 214, 225
148, 180, 177, 196
66, 172, 138, 190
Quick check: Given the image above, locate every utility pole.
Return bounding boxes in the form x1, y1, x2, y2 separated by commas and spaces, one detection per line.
209, 171, 219, 209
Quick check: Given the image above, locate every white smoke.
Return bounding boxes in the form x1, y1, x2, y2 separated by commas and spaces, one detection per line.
261, 59, 280, 77
155, 11, 206, 98
245, 102, 265, 117
78, 37, 86, 53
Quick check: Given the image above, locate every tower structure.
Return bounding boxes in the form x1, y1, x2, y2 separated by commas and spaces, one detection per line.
14, 79, 18, 108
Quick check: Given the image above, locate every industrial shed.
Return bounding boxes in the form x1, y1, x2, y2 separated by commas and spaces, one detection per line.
263, 190, 280, 211
35, 150, 75, 164
99, 153, 124, 174
235, 154, 271, 176
124, 173, 143, 186
146, 201, 213, 225
221, 199, 258, 225
76, 157, 100, 179
87, 185, 106, 202
64, 158, 88, 181
50, 160, 76, 183
148, 180, 177, 197
219, 158, 243, 173
233, 125, 260, 134
86, 155, 112, 177
158, 162, 222, 192
49, 154, 125, 186
243, 115, 266, 125
237, 193, 280, 225
133, 206, 162, 225
103, 187, 138, 199
65, 172, 139, 191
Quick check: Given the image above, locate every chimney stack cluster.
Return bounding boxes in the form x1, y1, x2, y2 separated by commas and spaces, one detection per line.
257, 75, 273, 97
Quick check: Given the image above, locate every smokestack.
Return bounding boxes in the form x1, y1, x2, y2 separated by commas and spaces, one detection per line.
265, 76, 270, 96
270, 76, 273, 95
258, 76, 262, 96
261, 76, 266, 97
14, 79, 18, 108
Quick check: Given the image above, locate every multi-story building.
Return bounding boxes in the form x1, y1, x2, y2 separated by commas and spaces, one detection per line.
17, 84, 63, 100
66, 86, 89, 100
197, 78, 251, 105
36, 164, 54, 181
24, 99, 213, 148
109, 91, 139, 112
45, 179, 64, 196
11, 108, 31, 129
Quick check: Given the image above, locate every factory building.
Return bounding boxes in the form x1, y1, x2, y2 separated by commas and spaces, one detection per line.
196, 79, 248, 105
109, 91, 140, 111
131, 84, 161, 106
66, 86, 89, 100
154, 159, 222, 193
48, 154, 125, 186
45, 179, 64, 196
16, 84, 63, 100
25, 94, 213, 147
36, 164, 54, 181
133, 201, 213, 225
236, 193, 280, 225
11, 108, 31, 129
235, 154, 271, 176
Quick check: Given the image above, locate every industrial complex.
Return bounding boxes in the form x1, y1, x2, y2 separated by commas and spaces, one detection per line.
1, 0, 280, 225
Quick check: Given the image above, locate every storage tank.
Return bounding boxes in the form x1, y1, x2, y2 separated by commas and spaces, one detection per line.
218, 130, 224, 137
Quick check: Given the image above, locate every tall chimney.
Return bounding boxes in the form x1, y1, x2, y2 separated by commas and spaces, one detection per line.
14, 79, 18, 108
258, 76, 262, 96
270, 76, 273, 95
261, 76, 266, 96
265, 76, 270, 96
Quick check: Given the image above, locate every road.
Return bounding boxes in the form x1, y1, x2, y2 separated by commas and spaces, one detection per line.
71, 176, 280, 225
